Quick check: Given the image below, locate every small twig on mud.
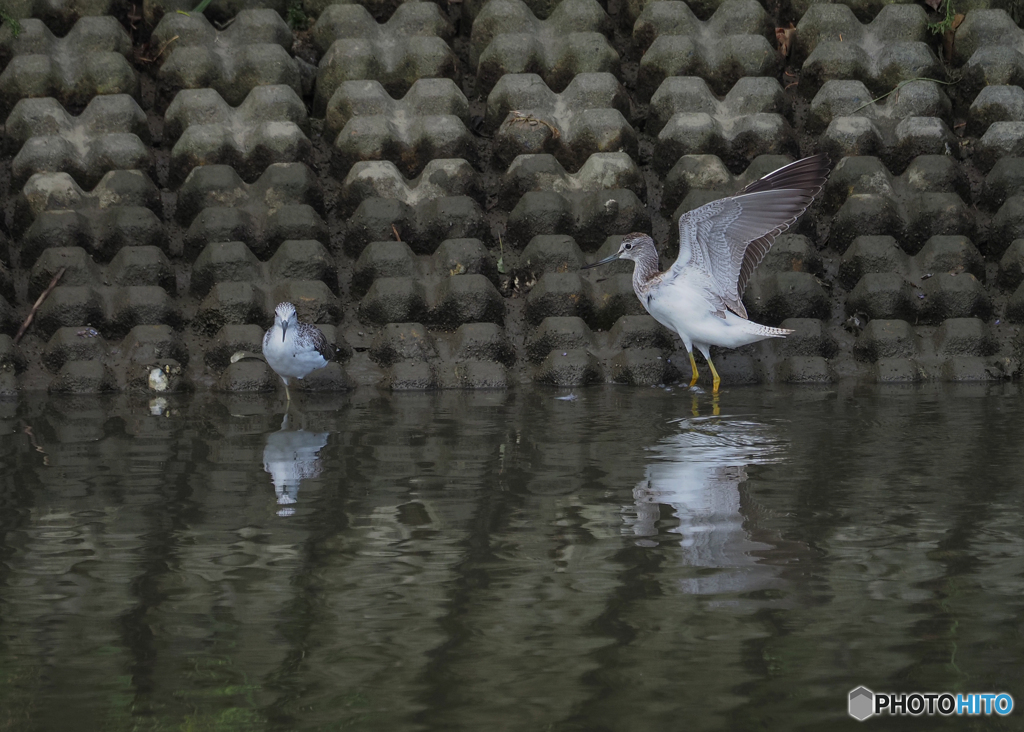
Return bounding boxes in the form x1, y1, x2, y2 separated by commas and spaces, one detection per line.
391, 224, 402, 241
139, 34, 179, 63
851, 77, 958, 114
14, 267, 65, 345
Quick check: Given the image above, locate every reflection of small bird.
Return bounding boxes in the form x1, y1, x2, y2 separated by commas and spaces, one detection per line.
262, 302, 331, 401
263, 413, 329, 517
583, 155, 831, 393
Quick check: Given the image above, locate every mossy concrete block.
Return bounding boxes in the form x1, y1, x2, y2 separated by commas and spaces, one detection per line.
434, 239, 496, 281
941, 356, 999, 381
0, 296, 15, 337
795, 5, 939, 96
611, 348, 678, 386
982, 157, 1024, 210
527, 316, 593, 362
266, 281, 340, 325
0, 335, 27, 374
176, 163, 323, 226
778, 356, 833, 383
705, 350, 759, 386
519, 235, 585, 277
35, 285, 105, 337
440, 361, 512, 389
525, 273, 594, 325
759, 235, 824, 277
499, 153, 642, 209
745, 272, 829, 324
48, 360, 117, 393
43, 326, 108, 371
359, 277, 429, 325
778, 318, 838, 358
647, 76, 782, 137
830, 194, 903, 251
975, 122, 1024, 172
346, 196, 486, 256
385, 361, 439, 390
654, 110, 795, 174
535, 348, 601, 386
297, 362, 355, 392
29, 246, 101, 298
933, 318, 997, 357
165, 85, 311, 186
892, 117, 957, 172
954, 11, 1024, 97
352, 241, 417, 296
183, 204, 327, 260
23, 207, 165, 266
0, 16, 138, 116
507, 189, 648, 250
918, 273, 991, 323
904, 155, 969, 199
195, 282, 266, 335
608, 314, 674, 350
915, 236, 984, 279
1007, 280, 1024, 322
217, 359, 277, 392
109, 246, 174, 290
370, 322, 436, 365
873, 357, 922, 382
123, 324, 189, 366
471, 0, 617, 94
988, 195, 1024, 255
313, 3, 455, 104
432, 274, 505, 328
847, 273, 915, 321
820, 116, 883, 161
854, 319, 916, 361
154, 9, 301, 106
821, 155, 896, 209
191, 241, 261, 296
489, 74, 636, 170
8, 95, 151, 188
110, 286, 180, 335
968, 84, 1024, 136
206, 324, 265, 369
268, 240, 336, 289
634, 0, 776, 97
591, 273, 646, 329
2, 0, 129, 35
15, 169, 161, 237
808, 79, 950, 134
453, 323, 515, 365
998, 239, 1024, 288
839, 236, 909, 288
340, 159, 480, 215
325, 79, 473, 177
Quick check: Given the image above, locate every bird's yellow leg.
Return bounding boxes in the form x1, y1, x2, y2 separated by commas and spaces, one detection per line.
707, 355, 721, 394
688, 352, 699, 387
284, 381, 291, 402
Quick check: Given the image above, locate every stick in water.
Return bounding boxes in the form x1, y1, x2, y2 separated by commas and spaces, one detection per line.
14, 267, 66, 345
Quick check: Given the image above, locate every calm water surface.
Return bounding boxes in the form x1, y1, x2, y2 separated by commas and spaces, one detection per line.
1, 384, 1022, 731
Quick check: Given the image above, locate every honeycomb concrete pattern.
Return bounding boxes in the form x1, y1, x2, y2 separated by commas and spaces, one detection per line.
1, 0, 1024, 394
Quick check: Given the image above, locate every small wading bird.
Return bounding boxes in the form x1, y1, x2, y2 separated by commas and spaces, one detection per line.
583, 154, 831, 394
262, 302, 331, 401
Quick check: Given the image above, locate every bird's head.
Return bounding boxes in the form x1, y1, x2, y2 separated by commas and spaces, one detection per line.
274, 302, 298, 340
582, 233, 656, 269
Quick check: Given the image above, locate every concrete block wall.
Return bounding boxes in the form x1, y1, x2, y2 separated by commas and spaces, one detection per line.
1, 0, 1023, 394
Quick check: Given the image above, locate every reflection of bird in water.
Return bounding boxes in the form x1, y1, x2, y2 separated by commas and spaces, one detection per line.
583, 155, 830, 393
627, 417, 785, 594
263, 413, 329, 517
262, 302, 331, 401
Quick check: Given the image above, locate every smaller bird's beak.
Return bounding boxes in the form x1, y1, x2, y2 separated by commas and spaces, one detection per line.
281, 321, 288, 341
581, 252, 621, 270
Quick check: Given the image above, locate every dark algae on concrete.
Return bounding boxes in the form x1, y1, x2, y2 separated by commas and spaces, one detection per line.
2, 0, 1024, 395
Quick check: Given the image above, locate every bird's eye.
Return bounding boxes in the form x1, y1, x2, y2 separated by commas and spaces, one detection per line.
624, 242, 633, 250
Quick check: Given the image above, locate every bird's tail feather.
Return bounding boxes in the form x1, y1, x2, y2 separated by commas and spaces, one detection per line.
749, 324, 793, 338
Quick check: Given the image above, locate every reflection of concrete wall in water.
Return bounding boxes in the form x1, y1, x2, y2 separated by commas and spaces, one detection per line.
626, 418, 785, 594
262, 414, 329, 516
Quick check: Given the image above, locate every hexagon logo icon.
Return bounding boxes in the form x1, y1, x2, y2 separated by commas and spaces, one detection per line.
849, 686, 874, 721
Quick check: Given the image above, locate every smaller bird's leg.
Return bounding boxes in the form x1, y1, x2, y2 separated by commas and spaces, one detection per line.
283, 379, 291, 402
707, 356, 721, 394
688, 352, 699, 387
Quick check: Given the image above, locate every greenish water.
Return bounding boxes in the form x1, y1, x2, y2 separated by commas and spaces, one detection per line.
1, 384, 1022, 731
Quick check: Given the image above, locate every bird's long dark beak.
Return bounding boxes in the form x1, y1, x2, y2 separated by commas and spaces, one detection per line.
581, 253, 621, 270
281, 321, 287, 341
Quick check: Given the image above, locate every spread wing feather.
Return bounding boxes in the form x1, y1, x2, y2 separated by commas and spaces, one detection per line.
671, 154, 830, 319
